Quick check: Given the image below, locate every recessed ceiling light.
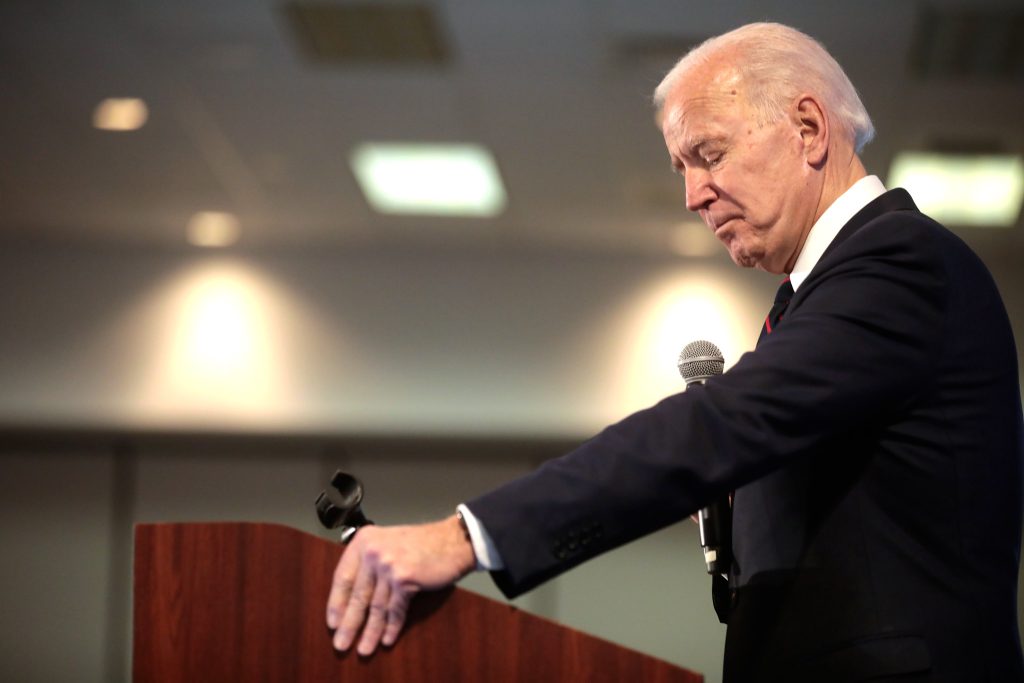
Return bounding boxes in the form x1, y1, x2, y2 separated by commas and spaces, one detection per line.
187, 212, 241, 247
350, 142, 507, 217
93, 98, 149, 131
888, 152, 1024, 227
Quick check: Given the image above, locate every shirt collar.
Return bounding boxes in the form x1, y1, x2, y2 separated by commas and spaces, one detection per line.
789, 175, 886, 291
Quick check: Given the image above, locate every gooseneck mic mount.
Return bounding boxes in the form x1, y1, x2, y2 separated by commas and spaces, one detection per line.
315, 470, 373, 543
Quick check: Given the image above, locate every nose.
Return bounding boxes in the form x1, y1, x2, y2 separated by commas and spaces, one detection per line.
684, 168, 716, 212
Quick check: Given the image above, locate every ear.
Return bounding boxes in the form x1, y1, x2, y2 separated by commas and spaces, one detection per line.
792, 95, 828, 166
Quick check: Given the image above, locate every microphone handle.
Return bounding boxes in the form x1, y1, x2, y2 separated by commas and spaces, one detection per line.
698, 495, 733, 575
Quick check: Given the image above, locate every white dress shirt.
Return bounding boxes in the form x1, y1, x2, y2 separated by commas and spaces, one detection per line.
789, 175, 886, 291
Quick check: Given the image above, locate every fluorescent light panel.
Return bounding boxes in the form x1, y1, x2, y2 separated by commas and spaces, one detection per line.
888, 152, 1024, 227
351, 143, 507, 217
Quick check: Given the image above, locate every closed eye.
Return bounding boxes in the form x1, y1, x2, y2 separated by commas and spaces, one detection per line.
702, 149, 724, 167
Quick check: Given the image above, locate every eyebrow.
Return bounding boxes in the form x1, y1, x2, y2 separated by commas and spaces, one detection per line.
685, 135, 725, 154
670, 135, 726, 171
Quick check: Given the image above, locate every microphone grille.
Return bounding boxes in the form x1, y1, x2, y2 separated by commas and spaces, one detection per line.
678, 340, 725, 384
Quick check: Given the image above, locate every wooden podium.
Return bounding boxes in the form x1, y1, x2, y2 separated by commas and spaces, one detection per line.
133, 522, 703, 682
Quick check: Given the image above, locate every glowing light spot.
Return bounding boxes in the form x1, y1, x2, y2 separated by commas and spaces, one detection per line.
93, 98, 149, 131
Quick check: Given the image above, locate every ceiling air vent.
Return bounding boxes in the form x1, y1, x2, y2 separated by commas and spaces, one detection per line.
282, 2, 449, 65
910, 6, 1024, 81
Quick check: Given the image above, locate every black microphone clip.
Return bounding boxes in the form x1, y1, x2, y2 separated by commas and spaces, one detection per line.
315, 470, 373, 543
698, 498, 732, 575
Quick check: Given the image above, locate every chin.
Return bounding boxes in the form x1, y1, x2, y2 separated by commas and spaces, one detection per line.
729, 247, 761, 269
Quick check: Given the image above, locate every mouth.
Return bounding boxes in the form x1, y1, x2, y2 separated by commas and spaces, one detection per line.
707, 216, 738, 236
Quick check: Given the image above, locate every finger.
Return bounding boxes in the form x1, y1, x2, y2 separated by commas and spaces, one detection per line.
333, 553, 376, 652
326, 549, 359, 629
356, 571, 391, 656
381, 587, 412, 648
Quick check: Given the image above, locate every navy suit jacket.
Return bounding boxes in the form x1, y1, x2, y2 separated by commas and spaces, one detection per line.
468, 190, 1024, 682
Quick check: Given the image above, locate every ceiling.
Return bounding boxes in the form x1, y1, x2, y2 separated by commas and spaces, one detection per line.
2, 0, 1022, 261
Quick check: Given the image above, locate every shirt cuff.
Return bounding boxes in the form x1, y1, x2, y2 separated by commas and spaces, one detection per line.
456, 503, 505, 571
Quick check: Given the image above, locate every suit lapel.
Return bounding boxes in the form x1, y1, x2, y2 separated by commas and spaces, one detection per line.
818, 188, 918, 263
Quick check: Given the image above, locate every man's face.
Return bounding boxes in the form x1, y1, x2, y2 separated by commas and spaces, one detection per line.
661, 63, 817, 274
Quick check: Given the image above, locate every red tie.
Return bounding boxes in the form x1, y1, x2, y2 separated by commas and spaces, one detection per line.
758, 277, 794, 344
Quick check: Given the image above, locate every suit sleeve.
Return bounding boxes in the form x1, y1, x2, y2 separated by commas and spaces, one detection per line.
467, 213, 947, 598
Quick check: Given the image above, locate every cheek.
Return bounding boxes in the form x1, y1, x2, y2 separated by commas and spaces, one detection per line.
747, 165, 803, 223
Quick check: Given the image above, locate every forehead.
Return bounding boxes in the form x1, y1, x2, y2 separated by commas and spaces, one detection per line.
661, 64, 750, 147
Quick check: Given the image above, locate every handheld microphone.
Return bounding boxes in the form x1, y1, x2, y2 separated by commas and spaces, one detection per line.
677, 340, 731, 576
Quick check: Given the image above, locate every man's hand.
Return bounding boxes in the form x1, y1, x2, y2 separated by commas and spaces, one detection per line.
325, 514, 477, 656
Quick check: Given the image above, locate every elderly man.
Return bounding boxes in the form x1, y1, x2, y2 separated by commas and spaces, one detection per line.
325, 23, 1023, 682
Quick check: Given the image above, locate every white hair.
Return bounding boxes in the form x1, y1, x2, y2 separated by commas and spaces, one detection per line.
654, 23, 875, 152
